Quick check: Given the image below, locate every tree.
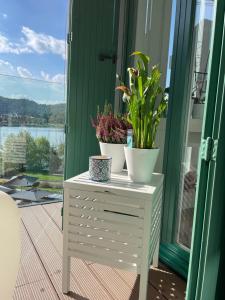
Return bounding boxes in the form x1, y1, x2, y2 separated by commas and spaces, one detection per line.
57, 143, 64, 158
34, 137, 50, 170
18, 131, 38, 170
49, 148, 62, 173
3, 130, 63, 173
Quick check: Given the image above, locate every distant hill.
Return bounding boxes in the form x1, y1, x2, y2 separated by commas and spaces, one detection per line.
0, 96, 65, 125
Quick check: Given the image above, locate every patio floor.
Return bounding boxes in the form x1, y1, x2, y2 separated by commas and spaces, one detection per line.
13, 203, 186, 300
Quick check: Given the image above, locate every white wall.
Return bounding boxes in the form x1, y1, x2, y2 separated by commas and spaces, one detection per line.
134, 0, 172, 87
134, 0, 173, 172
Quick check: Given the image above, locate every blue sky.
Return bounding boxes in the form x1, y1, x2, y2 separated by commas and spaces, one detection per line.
0, 0, 68, 104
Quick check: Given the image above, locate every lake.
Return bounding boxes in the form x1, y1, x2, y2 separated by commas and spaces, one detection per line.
0, 126, 64, 147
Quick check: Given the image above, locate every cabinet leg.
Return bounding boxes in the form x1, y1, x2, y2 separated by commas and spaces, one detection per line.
139, 266, 149, 300
62, 256, 71, 294
152, 240, 159, 268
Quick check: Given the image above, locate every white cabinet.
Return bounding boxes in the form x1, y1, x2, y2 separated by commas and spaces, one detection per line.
62, 171, 163, 300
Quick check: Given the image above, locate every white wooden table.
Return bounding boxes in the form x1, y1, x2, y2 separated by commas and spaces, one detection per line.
62, 171, 164, 300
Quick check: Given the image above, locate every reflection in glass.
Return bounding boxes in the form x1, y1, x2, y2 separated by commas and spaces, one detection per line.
0, 76, 65, 206
176, 0, 215, 249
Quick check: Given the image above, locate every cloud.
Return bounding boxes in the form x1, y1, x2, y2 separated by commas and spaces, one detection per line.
0, 60, 65, 104
0, 59, 64, 84
0, 34, 32, 54
0, 26, 66, 59
0, 75, 65, 104
0, 59, 33, 80
2, 13, 8, 19
22, 26, 66, 59
41, 71, 65, 83
0, 59, 15, 75
17, 66, 33, 78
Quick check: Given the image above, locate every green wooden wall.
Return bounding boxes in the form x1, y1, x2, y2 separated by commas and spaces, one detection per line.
186, 0, 225, 298
65, 0, 119, 179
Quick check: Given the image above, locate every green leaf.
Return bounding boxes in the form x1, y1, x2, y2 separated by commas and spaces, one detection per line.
138, 76, 143, 97
131, 51, 150, 71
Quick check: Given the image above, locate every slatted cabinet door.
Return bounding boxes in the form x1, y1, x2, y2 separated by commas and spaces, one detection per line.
67, 189, 144, 272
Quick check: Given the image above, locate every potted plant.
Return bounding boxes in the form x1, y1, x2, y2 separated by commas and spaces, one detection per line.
91, 103, 131, 173
116, 51, 167, 183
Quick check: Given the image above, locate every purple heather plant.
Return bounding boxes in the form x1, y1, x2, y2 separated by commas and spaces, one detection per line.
91, 103, 131, 144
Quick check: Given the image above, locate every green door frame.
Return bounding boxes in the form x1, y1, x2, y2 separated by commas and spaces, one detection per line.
64, 0, 73, 181
160, 0, 196, 278
161, 2, 225, 296
187, 0, 225, 298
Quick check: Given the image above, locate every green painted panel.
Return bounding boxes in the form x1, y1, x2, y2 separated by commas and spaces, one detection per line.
186, 0, 225, 299
65, 0, 119, 179
160, 243, 189, 279
162, 0, 196, 243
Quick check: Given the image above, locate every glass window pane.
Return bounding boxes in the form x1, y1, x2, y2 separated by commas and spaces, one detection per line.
176, 0, 215, 249
0, 1, 68, 206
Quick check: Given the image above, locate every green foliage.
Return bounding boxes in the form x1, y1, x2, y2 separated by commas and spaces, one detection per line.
2, 131, 63, 173
0, 96, 65, 126
91, 103, 131, 144
57, 143, 65, 158
49, 148, 62, 174
24, 172, 63, 181
116, 52, 167, 149
34, 137, 50, 170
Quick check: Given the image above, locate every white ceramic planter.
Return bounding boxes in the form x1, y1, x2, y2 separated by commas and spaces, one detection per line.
99, 142, 126, 173
192, 103, 205, 119
124, 147, 159, 183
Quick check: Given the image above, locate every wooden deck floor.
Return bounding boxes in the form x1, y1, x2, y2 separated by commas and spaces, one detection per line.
13, 203, 186, 300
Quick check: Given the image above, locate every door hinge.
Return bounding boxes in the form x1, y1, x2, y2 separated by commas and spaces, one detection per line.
61, 207, 63, 217
67, 32, 73, 44
201, 137, 218, 162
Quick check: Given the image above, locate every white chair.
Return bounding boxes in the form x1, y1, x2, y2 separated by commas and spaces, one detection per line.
0, 192, 21, 300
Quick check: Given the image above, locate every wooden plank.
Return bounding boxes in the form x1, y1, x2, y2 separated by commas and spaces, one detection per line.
67, 250, 137, 273
69, 207, 144, 227
148, 264, 186, 300
28, 205, 114, 300
90, 263, 135, 300
90, 263, 164, 300
68, 234, 141, 256
14, 225, 59, 300
14, 223, 59, 299
69, 215, 143, 236
69, 191, 145, 210
43, 203, 62, 230
14, 279, 59, 300
15, 226, 28, 288
69, 198, 144, 217
19, 225, 51, 285
20, 207, 86, 299
65, 172, 163, 200
18, 204, 186, 300
13, 284, 31, 300
68, 224, 142, 246
15, 265, 28, 288
109, 268, 168, 300
43, 203, 94, 266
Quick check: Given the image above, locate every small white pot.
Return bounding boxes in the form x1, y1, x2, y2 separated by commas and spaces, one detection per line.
124, 147, 159, 183
192, 103, 205, 119
99, 142, 126, 173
